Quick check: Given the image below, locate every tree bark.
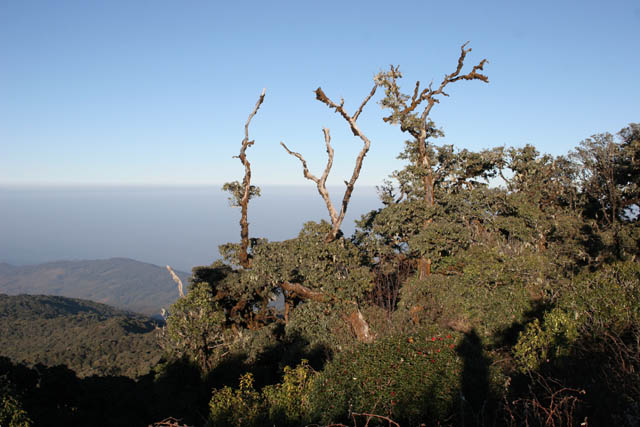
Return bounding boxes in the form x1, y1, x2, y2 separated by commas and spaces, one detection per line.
237, 89, 266, 268
279, 281, 373, 342
347, 308, 373, 342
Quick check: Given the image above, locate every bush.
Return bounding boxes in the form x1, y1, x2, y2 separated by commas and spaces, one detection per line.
262, 360, 316, 426
310, 328, 465, 425
396, 246, 538, 342
514, 261, 640, 373
208, 373, 264, 427
510, 261, 640, 425
0, 392, 32, 427
208, 360, 316, 427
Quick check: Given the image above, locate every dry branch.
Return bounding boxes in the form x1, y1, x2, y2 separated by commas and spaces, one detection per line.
236, 88, 266, 268
281, 128, 339, 227
280, 281, 326, 302
351, 412, 400, 427
283, 83, 377, 242
166, 265, 184, 297
149, 417, 193, 427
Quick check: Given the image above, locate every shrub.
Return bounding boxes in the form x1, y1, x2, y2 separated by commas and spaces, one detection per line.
208, 360, 316, 427
0, 391, 32, 427
208, 373, 265, 427
513, 310, 579, 373
262, 360, 316, 426
514, 261, 640, 373
310, 328, 465, 425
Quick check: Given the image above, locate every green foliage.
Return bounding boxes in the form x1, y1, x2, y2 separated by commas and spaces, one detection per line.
311, 329, 465, 425
209, 373, 265, 427
396, 250, 536, 342
164, 281, 228, 373
208, 360, 316, 427
284, 300, 354, 348
251, 221, 372, 301
514, 261, 640, 373
0, 391, 32, 427
0, 294, 161, 378
513, 311, 579, 373
262, 360, 316, 425
222, 181, 261, 207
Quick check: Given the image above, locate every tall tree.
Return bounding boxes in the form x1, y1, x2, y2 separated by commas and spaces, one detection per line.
222, 89, 266, 268
375, 42, 489, 277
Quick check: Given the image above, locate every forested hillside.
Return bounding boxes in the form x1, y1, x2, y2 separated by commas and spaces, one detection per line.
0, 294, 162, 378
0, 258, 188, 315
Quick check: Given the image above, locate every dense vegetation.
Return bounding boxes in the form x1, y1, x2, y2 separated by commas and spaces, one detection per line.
162, 117, 639, 426
159, 44, 639, 426
2, 44, 638, 426
0, 294, 162, 378
0, 258, 188, 316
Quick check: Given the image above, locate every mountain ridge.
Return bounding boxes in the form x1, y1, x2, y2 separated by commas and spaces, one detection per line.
0, 257, 190, 315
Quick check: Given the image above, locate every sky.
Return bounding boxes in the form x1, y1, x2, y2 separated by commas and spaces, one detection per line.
1, 0, 639, 187
0, 185, 382, 271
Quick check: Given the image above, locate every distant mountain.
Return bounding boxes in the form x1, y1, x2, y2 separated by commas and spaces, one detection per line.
0, 258, 190, 315
0, 294, 162, 378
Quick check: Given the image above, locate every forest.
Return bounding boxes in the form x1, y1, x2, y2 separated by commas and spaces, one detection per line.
2, 43, 639, 427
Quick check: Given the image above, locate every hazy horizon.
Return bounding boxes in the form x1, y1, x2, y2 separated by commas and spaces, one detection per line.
0, 184, 382, 272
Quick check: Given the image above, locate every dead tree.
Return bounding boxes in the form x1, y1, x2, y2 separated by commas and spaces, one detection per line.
376, 42, 488, 278
223, 89, 266, 268
281, 84, 377, 242
166, 265, 184, 297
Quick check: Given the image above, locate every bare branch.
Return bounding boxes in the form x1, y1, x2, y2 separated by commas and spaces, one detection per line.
332, 120, 372, 241
351, 412, 400, 427
235, 88, 266, 268
314, 87, 377, 241
166, 265, 184, 297
280, 281, 326, 302
315, 87, 352, 129
285, 84, 377, 242
280, 142, 320, 183
353, 83, 378, 121
281, 129, 340, 227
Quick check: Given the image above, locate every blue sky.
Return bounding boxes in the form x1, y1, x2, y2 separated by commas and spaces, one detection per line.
1, 0, 639, 187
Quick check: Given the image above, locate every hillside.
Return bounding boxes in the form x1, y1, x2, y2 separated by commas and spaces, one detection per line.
0, 258, 189, 315
0, 294, 163, 378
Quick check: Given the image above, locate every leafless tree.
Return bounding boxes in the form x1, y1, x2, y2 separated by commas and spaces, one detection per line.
223, 89, 266, 268
281, 84, 377, 242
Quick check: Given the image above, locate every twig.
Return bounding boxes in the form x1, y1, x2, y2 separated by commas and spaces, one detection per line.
351, 412, 400, 427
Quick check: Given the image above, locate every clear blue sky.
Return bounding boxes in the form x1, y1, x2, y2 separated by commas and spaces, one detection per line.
1, 0, 638, 187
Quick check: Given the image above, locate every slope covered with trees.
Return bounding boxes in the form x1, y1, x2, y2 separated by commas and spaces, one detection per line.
0, 258, 188, 315
0, 294, 162, 378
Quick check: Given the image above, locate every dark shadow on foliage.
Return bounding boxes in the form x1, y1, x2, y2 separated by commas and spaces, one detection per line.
456, 329, 497, 426
0, 356, 213, 427
504, 326, 640, 426
492, 300, 554, 349
206, 330, 330, 391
